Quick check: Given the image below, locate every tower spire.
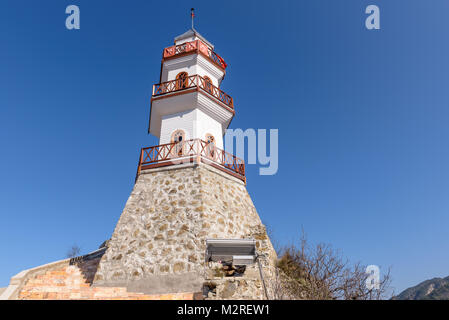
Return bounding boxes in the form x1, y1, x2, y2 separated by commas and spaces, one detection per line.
191, 8, 195, 29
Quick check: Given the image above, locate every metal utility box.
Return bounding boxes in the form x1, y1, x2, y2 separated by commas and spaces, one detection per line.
205, 239, 256, 265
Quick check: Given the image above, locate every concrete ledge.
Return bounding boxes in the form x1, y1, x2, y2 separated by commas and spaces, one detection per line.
141, 162, 245, 185
140, 162, 198, 174
93, 272, 204, 295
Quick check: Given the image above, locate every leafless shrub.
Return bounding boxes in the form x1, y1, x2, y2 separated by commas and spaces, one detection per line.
270, 231, 393, 300
66, 244, 81, 258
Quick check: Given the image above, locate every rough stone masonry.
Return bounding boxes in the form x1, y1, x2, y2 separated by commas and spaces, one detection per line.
93, 162, 277, 299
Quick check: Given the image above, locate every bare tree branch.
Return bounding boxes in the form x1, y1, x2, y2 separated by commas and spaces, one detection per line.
268, 231, 393, 300
66, 244, 81, 258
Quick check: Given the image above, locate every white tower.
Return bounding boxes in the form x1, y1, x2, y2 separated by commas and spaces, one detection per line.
148, 28, 233, 151
93, 22, 276, 299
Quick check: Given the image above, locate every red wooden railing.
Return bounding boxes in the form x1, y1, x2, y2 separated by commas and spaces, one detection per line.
152, 74, 234, 110
137, 139, 245, 182
163, 40, 227, 70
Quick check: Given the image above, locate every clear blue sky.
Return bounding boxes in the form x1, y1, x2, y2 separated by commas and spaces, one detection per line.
1, 0, 448, 294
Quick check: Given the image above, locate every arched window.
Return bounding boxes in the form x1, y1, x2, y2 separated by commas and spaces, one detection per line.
171, 129, 185, 156
205, 133, 216, 159
203, 76, 213, 93
175, 72, 189, 90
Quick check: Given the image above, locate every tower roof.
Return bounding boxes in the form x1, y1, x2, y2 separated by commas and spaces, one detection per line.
174, 28, 214, 49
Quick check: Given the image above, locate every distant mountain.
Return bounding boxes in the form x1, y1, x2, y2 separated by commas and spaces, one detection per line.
394, 276, 449, 300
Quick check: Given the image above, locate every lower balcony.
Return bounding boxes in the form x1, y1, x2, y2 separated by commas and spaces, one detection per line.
136, 139, 246, 183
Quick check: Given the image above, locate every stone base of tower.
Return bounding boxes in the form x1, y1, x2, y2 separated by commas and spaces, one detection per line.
93, 162, 277, 299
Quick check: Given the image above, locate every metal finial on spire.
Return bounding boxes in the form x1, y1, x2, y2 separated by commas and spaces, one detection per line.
191, 8, 195, 29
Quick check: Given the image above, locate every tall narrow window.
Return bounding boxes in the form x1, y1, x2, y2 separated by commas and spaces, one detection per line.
205, 133, 216, 159
171, 129, 185, 156
203, 76, 213, 94
175, 72, 189, 90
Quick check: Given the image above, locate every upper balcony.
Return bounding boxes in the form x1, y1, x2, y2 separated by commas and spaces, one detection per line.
152, 74, 234, 113
162, 39, 227, 71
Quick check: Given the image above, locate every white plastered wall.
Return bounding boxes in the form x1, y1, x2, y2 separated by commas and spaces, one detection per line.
162, 55, 224, 87
160, 109, 223, 149
194, 109, 223, 149
160, 110, 195, 145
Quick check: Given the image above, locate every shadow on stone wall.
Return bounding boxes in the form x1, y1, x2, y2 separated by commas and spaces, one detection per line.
69, 247, 107, 284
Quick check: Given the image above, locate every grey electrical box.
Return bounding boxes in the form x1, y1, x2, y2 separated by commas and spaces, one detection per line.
205, 239, 256, 265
